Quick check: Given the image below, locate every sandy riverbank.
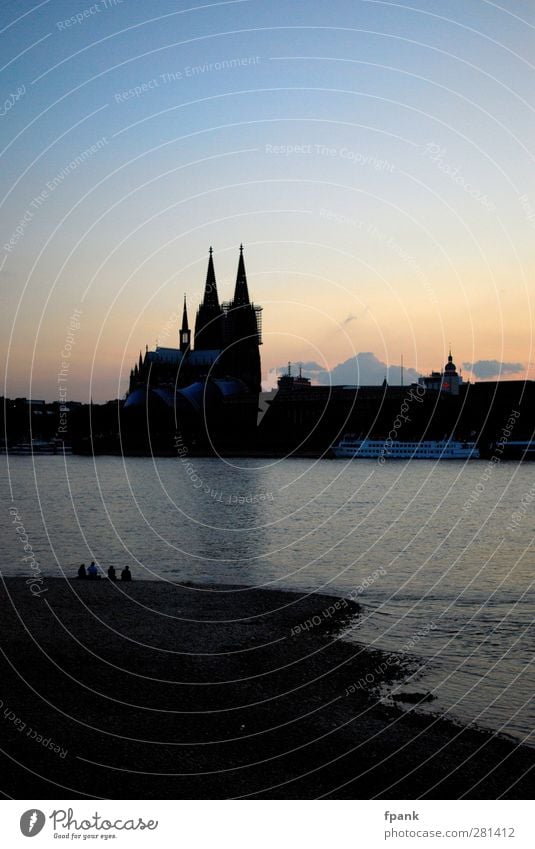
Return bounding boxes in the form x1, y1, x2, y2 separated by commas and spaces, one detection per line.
0, 577, 532, 799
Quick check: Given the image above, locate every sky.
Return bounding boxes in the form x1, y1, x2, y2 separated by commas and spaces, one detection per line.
1, 0, 534, 401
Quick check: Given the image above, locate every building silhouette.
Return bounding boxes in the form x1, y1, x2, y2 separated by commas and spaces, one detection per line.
122, 246, 262, 451
418, 350, 462, 395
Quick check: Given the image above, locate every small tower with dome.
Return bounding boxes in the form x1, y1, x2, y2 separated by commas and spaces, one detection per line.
418, 348, 462, 395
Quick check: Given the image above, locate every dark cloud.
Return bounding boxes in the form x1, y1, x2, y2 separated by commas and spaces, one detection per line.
278, 353, 420, 386
340, 306, 369, 327
462, 360, 524, 379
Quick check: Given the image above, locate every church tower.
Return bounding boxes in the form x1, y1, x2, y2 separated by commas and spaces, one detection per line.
179, 295, 191, 353
194, 247, 224, 350
442, 349, 461, 394
233, 243, 251, 306
224, 245, 262, 393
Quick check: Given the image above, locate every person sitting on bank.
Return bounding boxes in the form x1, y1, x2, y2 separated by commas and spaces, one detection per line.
107, 565, 117, 582
120, 565, 132, 582
87, 561, 100, 580
77, 563, 86, 579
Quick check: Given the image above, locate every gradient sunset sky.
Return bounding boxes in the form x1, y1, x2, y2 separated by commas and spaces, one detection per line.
1, 0, 534, 401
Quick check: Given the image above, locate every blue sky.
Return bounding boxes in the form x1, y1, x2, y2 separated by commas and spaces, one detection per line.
1, 0, 534, 399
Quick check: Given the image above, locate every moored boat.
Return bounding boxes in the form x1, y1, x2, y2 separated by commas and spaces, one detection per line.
332, 436, 479, 459
492, 440, 535, 460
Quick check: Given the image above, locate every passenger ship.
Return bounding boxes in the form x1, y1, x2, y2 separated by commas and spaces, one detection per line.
332, 436, 480, 460
491, 440, 535, 460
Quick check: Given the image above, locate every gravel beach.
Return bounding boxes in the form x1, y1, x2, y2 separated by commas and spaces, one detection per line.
0, 577, 532, 799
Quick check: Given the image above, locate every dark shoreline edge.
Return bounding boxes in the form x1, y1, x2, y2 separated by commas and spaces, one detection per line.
0, 576, 533, 799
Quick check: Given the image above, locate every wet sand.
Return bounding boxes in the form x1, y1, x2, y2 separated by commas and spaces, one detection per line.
0, 577, 532, 799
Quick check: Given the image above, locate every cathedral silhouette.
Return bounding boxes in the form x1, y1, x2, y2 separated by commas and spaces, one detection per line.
123, 246, 262, 451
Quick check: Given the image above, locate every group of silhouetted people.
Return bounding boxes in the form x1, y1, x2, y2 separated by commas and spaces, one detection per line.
77, 561, 132, 582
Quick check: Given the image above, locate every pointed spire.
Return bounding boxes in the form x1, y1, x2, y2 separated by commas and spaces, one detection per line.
202, 246, 220, 309
181, 294, 189, 330
180, 293, 192, 353
138, 351, 143, 371
194, 247, 224, 350
445, 345, 456, 373
233, 243, 250, 306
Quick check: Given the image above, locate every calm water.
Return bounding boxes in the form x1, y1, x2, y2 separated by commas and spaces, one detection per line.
1, 454, 533, 745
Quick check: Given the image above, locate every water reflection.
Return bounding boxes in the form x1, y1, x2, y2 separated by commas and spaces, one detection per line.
1, 454, 533, 743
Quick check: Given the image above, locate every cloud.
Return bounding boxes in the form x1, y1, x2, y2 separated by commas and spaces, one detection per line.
340, 306, 370, 328
272, 353, 420, 387
462, 360, 524, 379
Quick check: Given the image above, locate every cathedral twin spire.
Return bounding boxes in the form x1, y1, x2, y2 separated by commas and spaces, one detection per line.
199, 244, 250, 309
192, 245, 252, 350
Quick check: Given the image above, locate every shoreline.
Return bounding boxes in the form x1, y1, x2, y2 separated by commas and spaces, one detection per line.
4, 449, 535, 462
0, 577, 532, 799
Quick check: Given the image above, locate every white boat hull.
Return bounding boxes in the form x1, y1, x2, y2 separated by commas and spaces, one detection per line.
332, 439, 479, 459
